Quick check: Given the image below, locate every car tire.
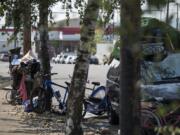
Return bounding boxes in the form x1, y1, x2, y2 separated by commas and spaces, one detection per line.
108, 108, 119, 125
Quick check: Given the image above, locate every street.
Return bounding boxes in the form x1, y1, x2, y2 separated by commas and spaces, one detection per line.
51, 63, 109, 86
0, 61, 109, 86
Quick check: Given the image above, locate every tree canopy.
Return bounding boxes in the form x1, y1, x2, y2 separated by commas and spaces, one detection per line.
111, 17, 180, 60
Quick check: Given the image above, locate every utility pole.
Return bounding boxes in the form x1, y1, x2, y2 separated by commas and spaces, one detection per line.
176, 3, 179, 30
166, 0, 170, 24
160, 9, 162, 20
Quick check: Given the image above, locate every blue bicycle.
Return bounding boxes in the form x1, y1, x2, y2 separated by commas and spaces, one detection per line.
82, 82, 111, 117
30, 73, 70, 114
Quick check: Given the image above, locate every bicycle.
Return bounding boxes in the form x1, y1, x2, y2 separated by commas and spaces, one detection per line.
163, 105, 180, 127
141, 97, 180, 135
68, 74, 110, 117
141, 108, 162, 135
5, 88, 22, 105
82, 81, 111, 118
30, 72, 70, 114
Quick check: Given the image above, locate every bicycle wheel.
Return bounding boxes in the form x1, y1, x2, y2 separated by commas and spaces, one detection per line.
141, 109, 162, 135
5, 90, 17, 104
30, 87, 47, 114
5, 90, 13, 103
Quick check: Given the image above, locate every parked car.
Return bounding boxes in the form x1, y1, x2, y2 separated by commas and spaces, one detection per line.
69, 55, 77, 64
54, 54, 62, 64
106, 43, 180, 125
64, 56, 72, 64
90, 55, 99, 65
51, 56, 56, 63
60, 54, 68, 64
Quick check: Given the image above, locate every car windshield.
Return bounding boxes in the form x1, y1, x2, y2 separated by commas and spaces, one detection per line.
141, 53, 180, 84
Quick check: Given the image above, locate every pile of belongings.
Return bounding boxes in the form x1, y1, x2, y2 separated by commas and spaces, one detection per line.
9, 48, 40, 111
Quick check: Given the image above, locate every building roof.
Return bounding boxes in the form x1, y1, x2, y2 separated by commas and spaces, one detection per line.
0, 27, 80, 35
49, 27, 80, 35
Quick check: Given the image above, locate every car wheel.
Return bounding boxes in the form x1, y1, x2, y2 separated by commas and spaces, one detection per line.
108, 108, 119, 125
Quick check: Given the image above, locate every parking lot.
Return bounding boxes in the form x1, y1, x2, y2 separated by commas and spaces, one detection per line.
51, 63, 109, 85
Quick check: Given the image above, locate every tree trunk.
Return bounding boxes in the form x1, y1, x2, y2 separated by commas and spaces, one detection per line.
120, 0, 141, 135
38, 1, 51, 110
23, 0, 31, 54
65, 0, 100, 135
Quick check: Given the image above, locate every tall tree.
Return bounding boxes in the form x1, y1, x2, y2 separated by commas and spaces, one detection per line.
120, 0, 141, 135
22, 0, 31, 54
65, 0, 101, 134
1, 0, 32, 54
38, 0, 51, 110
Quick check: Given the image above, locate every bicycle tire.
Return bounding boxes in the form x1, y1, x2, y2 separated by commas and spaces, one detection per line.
30, 87, 47, 114
141, 109, 162, 135
5, 90, 18, 105
5, 90, 13, 103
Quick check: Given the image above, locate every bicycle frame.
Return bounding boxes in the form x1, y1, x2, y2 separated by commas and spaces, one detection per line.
84, 85, 111, 115
43, 79, 69, 109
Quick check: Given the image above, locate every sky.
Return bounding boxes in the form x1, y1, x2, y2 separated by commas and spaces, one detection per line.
51, 0, 180, 28
0, 1, 179, 29
142, 0, 180, 28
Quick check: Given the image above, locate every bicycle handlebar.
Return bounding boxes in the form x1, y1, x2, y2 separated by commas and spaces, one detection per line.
40, 72, 58, 77
51, 82, 67, 89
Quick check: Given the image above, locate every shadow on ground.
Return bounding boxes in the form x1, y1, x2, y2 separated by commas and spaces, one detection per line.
12, 106, 119, 135
0, 75, 10, 89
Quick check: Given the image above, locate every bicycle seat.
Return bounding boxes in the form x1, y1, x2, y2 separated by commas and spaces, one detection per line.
92, 82, 100, 86
65, 81, 71, 87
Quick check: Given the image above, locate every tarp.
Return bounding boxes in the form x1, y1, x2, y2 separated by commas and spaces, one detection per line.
21, 50, 37, 63
107, 53, 180, 100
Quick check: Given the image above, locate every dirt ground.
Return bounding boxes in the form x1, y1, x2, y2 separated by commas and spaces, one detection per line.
0, 87, 119, 135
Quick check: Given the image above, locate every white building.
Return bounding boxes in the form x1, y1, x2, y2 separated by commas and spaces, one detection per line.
0, 28, 23, 53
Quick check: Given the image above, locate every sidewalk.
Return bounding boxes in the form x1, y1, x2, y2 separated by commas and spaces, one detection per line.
0, 85, 118, 135
0, 90, 35, 135
0, 89, 66, 135
0, 76, 10, 89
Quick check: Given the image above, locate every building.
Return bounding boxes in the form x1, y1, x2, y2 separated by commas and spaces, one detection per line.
0, 27, 81, 56
47, 27, 80, 55
0, 28, 23, 53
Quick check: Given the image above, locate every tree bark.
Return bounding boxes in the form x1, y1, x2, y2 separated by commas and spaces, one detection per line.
38, 1, 51, 110
120, 0, 141, 135
65, 0, 100, 135
23, 0, 31, 55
